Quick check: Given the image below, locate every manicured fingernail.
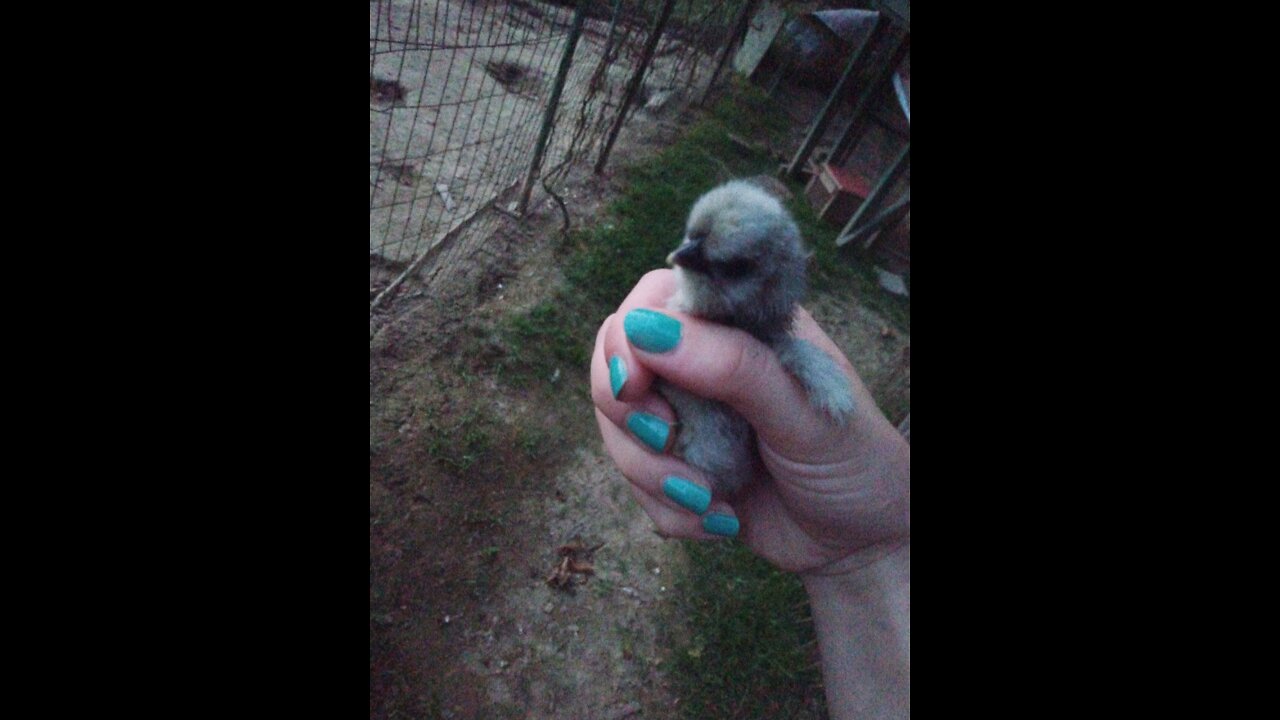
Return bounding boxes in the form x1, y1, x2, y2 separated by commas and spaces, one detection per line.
702, 513, 739, 537
626, 411, 670, 453
609, 355, 627, 398
662, 476, 711, 515
624, 309, 682, 353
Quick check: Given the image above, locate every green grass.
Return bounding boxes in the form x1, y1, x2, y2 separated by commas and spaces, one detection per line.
664, 542, 826, 719
423, 407, 496, 473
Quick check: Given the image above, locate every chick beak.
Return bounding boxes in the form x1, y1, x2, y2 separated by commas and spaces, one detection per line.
667, 238, 710, 274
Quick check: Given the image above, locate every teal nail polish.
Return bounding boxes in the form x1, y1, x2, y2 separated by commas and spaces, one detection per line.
703, 513, 739, 537
624, 309, 682, 353
626, 412, 670, 453
663, 476, 711, 515
609, 355, 627, 398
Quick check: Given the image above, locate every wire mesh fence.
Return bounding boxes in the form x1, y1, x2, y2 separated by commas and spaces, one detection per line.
369, 0, 750, 316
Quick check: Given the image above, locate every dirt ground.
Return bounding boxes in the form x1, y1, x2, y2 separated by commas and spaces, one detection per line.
370, 11, 910, 720
372, 107, 702, 718
370, 163, 909, 720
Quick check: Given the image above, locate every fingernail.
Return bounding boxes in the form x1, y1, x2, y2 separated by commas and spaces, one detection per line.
609, 355, 627, 398
624, 309, 681, 353
662, 476, 711, 515
702, 513, 739, 537
626, 411, 670, 453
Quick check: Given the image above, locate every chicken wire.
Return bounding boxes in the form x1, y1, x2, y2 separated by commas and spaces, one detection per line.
369, 0, 748, 314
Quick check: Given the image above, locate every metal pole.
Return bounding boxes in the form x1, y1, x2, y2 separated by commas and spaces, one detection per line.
517, 0, 588, 215
836, 190, 910, 248
828, 30, 910, 168
836, 142, 909, 247
701, 0, 759, 106
594, 0, 679, 175
783, 13, 886, 180
602, 0, 623, 64
765, 53, 794, 98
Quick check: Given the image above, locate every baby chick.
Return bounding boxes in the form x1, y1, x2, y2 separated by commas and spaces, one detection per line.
659, 180, 855, 496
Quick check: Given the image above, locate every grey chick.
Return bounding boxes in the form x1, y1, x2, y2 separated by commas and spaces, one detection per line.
658, 180, 855, 496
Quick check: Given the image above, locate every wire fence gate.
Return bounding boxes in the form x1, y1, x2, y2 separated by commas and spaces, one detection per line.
370, 0, 754, 316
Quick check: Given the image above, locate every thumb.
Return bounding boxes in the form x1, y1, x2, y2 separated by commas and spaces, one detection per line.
621, 307, 851, 455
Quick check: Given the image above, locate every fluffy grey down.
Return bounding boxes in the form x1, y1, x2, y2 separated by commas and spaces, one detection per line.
659, 180, 855, 496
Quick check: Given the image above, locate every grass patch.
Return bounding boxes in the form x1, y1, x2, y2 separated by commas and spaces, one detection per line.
787, 191, 911, 331
664, 542, 826, 719
423, 407, 497, 474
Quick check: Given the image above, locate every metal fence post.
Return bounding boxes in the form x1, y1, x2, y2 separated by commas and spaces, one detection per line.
836, 141, 909, 247
516, 0, 588, 215
701, 0, 758, 106
828, 30, 910, 168
783, 12, 887, 180
594, 0, 679, 175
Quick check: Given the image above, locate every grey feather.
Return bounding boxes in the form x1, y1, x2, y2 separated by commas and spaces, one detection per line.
659, 181, 855, 496
773, 337, 855, 424
657, 380, 759, 493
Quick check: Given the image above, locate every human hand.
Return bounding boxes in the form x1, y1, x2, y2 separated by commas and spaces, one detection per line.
590, 269, 910, 576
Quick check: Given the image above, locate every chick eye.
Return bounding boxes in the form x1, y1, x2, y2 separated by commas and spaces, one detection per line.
713, 258, 755, 279
688, 230, 709, 242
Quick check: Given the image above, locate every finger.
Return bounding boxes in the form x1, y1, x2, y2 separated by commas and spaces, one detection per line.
596, 407, 739, 540
630, 487, 736, 541
592, 323, 679, 453
619, 305, 853, 451
598, 269, 678, 403
596, 406, 706, 499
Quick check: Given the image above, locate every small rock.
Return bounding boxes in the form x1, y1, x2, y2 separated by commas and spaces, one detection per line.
435, 183, 457, 211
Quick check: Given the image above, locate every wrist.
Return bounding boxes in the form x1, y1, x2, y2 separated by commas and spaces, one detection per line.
800, 535, 910, 585
801, 539, 910, 719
